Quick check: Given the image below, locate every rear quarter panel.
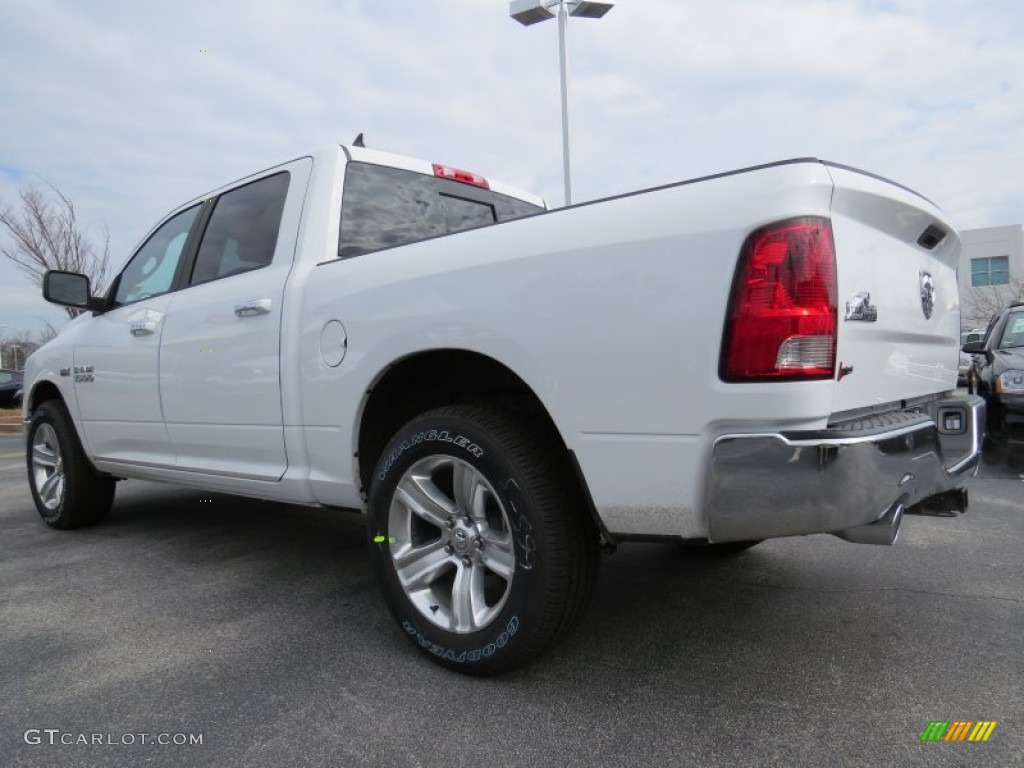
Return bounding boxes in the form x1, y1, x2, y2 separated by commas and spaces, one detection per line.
300, 161, 838, 535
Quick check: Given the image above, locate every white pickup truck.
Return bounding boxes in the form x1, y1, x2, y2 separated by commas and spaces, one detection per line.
24, 144, 983, 674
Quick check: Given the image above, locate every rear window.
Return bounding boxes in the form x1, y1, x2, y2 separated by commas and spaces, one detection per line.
338, 162, 542, 259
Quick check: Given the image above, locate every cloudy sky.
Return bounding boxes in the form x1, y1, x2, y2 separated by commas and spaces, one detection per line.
1, 0, 1022, 339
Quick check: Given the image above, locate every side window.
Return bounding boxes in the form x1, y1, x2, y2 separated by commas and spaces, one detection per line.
114, 205, 200, 305
190, 172, 290, 286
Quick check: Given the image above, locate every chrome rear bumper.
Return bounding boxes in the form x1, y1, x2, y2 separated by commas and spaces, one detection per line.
705, 395, 984, 545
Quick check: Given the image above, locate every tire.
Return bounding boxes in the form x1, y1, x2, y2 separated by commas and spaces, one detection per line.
26, 399, 115, 529
680, 540, 762, 555
367, 404, 599, 675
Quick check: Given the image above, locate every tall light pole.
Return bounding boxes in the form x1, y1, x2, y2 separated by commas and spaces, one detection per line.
0, 325, 6, 369
510, 0, 615, 207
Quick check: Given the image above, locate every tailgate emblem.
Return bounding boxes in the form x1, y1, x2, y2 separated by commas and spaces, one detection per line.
845, 292, 877, 322
919, 271, 935, 319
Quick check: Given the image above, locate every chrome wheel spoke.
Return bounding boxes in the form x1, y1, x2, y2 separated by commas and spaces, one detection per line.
394, 540, 451, 591
39, 470, 63, 507
479, 532, 516, 580
451, 562, 485, 632
32, 443, 57, 469
453, 462, 486, 520
395, 475, 453, 528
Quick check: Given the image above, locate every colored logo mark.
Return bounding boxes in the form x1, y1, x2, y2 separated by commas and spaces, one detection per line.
921, 721, 997, 742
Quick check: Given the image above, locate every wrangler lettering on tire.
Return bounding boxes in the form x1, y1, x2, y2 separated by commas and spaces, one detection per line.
367, 404, 599, 675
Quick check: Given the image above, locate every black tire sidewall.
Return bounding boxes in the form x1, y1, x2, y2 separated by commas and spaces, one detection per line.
368, 411, 551, 671
26, 400, 112, 529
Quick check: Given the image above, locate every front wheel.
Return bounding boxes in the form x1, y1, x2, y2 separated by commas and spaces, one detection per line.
367, 405, 599, 675
27, 400, 115, 529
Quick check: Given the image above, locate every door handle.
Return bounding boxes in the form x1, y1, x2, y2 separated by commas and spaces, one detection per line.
129, 321, 157, 337
235, 298, 272, 317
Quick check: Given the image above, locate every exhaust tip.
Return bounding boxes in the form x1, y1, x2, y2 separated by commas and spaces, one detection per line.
832, 503, 903, 546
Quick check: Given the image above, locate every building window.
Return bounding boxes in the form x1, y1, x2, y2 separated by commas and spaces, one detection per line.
970, 256, 1010, 287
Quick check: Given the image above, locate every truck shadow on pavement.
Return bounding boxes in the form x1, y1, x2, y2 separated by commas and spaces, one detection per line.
7, 478, 1019, 766
96, 481, 957, 694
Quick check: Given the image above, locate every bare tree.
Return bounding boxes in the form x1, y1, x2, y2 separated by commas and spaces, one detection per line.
0, 330, 39, 371
35, 319, 61, 347
962, 278, 1024, 331
0, 182, 111, 318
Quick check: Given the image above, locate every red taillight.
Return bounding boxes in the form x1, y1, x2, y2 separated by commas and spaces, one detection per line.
432, 163, 490, 190
721, 217, 837, 381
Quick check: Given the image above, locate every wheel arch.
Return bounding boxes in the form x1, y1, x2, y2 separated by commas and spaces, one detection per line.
28, 378, 67, 414
356, 350, 571, 495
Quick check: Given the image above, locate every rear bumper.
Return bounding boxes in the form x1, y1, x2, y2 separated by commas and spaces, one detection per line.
706, 395, 984, 545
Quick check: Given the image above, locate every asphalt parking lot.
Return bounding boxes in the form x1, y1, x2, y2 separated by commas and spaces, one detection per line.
1, 432, 1021, 768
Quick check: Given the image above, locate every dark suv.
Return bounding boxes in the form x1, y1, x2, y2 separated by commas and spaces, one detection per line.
0, 368, 23, 408
964, 303, 1024, 457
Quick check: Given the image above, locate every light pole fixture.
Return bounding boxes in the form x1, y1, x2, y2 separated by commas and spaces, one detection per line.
510, 0, 615, 206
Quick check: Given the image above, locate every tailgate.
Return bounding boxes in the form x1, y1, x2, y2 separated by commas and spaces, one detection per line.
827, 164, 961, 415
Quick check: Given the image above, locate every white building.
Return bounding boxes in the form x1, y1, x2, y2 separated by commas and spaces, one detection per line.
957, 223, 1024, 330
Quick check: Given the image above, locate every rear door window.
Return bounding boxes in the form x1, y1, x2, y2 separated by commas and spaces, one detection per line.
190, 172, 290, 285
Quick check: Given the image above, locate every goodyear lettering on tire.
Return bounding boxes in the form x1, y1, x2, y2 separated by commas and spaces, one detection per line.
400, 617, 520, 664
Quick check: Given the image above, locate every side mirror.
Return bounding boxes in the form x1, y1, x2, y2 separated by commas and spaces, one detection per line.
43, 270, 101, 311
962, 340, 984, 354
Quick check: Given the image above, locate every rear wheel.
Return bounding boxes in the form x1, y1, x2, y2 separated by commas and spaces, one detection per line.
367, 404, 599, 675
27, 400, 115, 529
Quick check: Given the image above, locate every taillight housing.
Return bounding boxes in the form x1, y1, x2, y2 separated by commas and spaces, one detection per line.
720, 217, 837, 382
